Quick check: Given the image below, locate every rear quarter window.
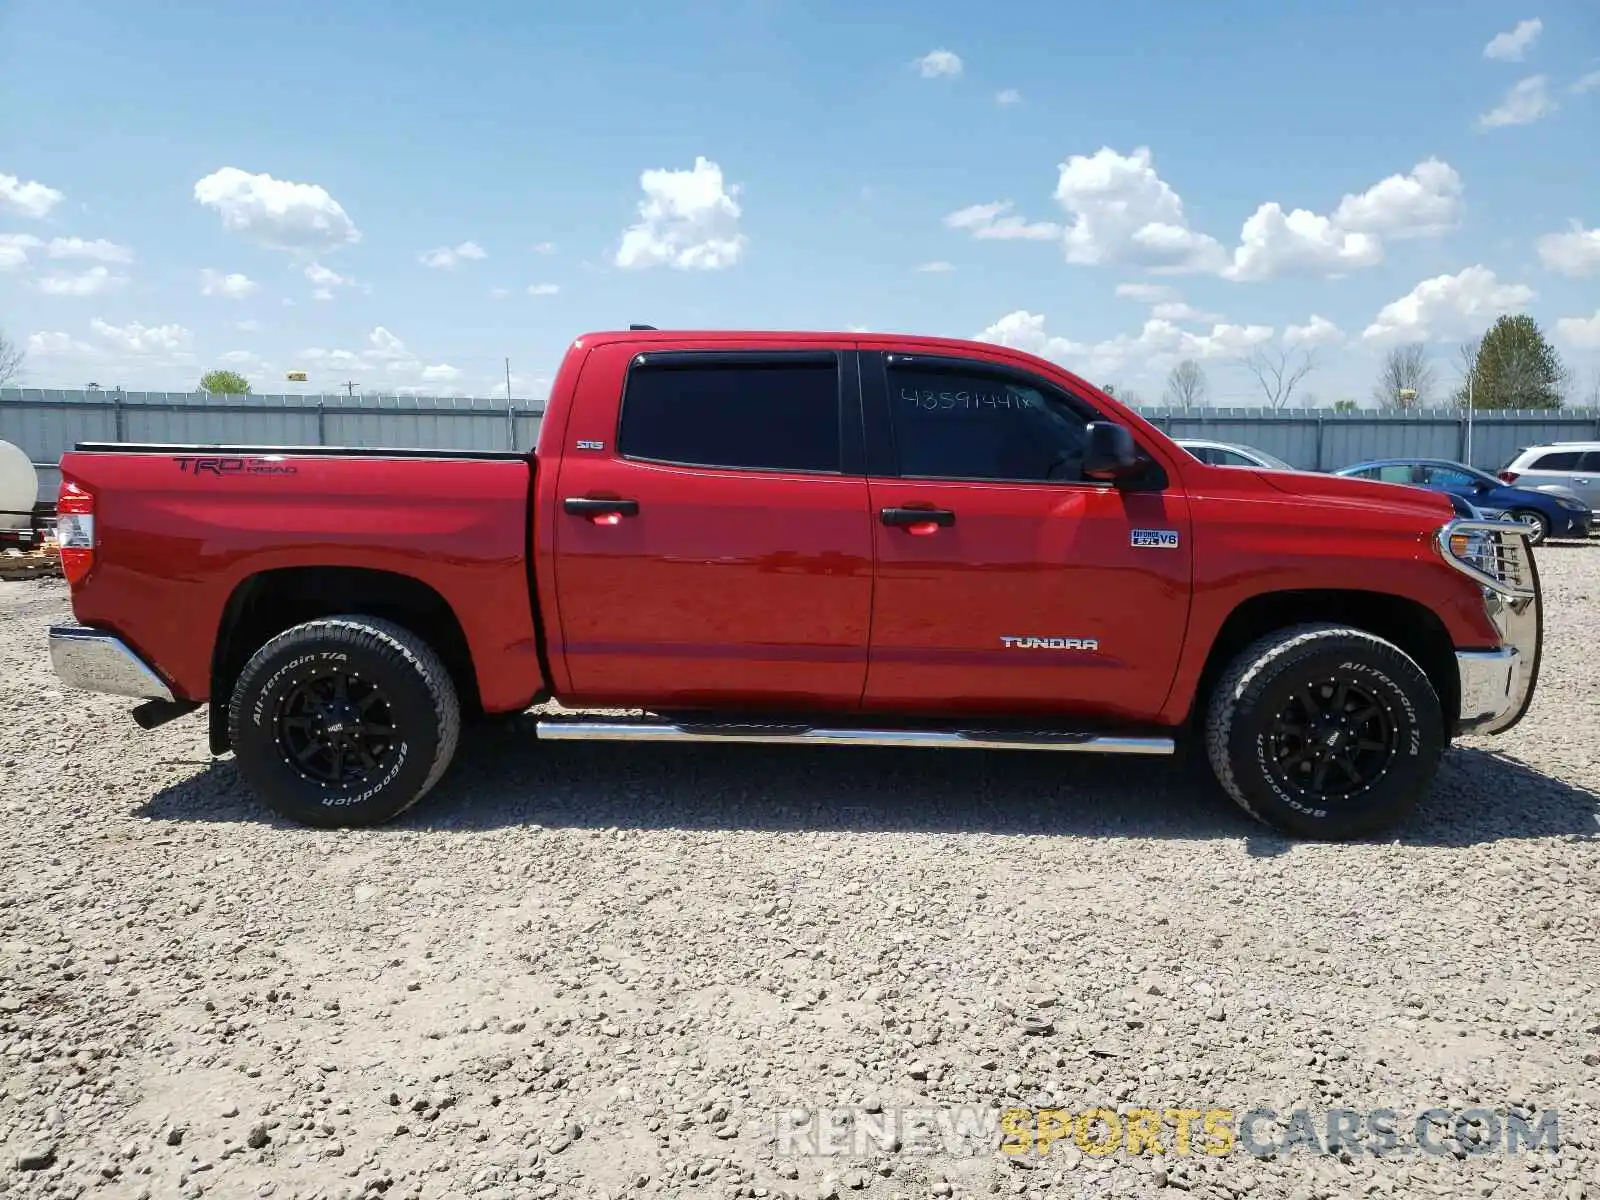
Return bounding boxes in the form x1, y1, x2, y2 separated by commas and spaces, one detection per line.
1530, 451, 1583, 470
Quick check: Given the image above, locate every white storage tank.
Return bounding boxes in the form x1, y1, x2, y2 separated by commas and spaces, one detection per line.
0, 439, 40, 534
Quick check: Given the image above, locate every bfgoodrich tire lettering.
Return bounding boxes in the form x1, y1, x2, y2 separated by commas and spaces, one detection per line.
1204, 623, 1444, 840
227, 615, 460, 828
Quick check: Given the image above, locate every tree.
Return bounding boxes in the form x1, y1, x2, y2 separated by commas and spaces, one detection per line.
1454, 314, 1566, 410
199, 369, 251, 395
1244, 346, 1317, 411
1164, 359, 1208, 410
1331, 398, 1359, 413
0, 329, 21, 388
1373, 344, 1436, 409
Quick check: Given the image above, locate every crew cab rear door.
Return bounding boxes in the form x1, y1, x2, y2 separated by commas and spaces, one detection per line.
549, 342, 874, 710
858, 348, 1192, 723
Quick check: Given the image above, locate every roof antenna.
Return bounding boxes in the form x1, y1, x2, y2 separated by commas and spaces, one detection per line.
629, 323, 658, 331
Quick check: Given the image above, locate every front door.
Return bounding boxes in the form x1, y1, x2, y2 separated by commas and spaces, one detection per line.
552, 344, 874, 711
859, 350, 1193, 723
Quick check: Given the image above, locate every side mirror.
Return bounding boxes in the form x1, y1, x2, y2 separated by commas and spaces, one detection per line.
1082, 421, 1141, 482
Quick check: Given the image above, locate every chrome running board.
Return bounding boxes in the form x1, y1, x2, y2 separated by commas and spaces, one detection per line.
533, 718, 1174, 756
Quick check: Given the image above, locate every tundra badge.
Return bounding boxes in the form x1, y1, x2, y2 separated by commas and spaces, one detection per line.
999, 636, 1100, 651
1131, 528, 1180, 549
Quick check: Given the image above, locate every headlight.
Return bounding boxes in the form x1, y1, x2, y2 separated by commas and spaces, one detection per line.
1556, 497, 1587, 512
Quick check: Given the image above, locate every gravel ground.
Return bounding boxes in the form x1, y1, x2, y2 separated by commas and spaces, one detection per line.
2, 550, 1598, 1200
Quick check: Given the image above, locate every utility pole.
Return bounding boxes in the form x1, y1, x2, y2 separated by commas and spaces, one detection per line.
343, 380, 357, 398
1465, 371, 1474, 467
504, 357, 512, 403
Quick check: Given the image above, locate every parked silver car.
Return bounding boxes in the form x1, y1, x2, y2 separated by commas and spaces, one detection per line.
1174, 438, 1295, 470
1498, 442, 1600, 519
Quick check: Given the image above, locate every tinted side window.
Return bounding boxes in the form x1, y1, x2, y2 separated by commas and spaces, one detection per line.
1213, 448, 1257, 467
1579, 452, 1600, 471
617, 360, 840, 473
1424, 467, 1475, 487
1531, 451, 1582, 470
1373, 465, 1415, 483
886, 365, 1093, 481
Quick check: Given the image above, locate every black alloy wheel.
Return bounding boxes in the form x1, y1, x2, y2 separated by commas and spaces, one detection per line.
276, 669, 399, 789
1263, 675, 1398, 803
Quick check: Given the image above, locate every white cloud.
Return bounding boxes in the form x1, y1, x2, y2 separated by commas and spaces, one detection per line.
1150, 300, 1219, 322
1478, 76, 1555, 128
0, 172, 63, 219
615, 156, 747, 271
0, 233, 42, 270
236, 319, 261, 333
1330, 159, 1462, 238
976, 309, 1271, 381
527, 282, 560, 295
27, 331, 95, 357
220, 350, 263, 368
193, 166, 361, 254
1535, 223, 1600, 277
956, 152, 1462, 285
45, 237, 133, 263
1284, 315, 1344, 348
914, 261, 955, 273
304, 261, 350, 287
489, 287, 511, 299
367, 327, 408, 360
1484, 18, 1542, 61
299, 347, 371, 372
1053, 147, 1226, 273
36, 266, 124, 296
1224, 203, 1383, 281
199, 268, 258, 298
975, 310, 1087, 361
1572, 70, 1600, 95
1555, 310, 1600, 348
531, 241, 556, 254
995, 89, 1022, 105
1114, 282, 1173, 301
420, 363, 462, 383
419, 240, 487, 269
943, 201, 1061, 241
90, 318, 192, 353
913, 50, 962, 79
1362, 266, 1535, 344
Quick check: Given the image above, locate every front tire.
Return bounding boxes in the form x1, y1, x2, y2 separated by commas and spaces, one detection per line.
1506, 508, 1549, 544
227, 615, 460, 828
1204, 623, 1444, 840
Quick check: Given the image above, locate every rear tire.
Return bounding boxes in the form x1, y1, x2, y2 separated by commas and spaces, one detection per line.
227, 615, 460, 828
1506, 508, 1549, 544
1204, 623, 1444, 840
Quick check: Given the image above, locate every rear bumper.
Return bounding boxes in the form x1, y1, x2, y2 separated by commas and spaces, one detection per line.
48, 625, 175, 701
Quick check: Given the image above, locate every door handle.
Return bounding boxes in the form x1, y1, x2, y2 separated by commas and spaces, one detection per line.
880, 506, 955, 533
564, 497, 639, 525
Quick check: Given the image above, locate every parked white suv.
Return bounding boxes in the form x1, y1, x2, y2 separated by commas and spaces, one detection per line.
1499, 442, 1600, 518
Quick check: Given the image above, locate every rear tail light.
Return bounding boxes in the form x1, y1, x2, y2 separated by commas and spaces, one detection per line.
1498, 470, 1520, 484
56, 480, 95, 585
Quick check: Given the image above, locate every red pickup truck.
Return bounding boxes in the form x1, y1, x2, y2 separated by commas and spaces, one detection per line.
47, 328, 1541, 839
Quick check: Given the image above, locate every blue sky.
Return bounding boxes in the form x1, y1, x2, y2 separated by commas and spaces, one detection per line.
2, 0, 1598, 406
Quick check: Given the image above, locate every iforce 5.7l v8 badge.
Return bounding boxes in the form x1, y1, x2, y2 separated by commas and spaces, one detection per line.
1130, 528, 1180, 549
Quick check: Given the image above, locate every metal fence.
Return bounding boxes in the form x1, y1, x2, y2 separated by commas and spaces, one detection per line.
4, 387, 1600, 505
1, 388, 546, 502
1136, 406, 1600, 474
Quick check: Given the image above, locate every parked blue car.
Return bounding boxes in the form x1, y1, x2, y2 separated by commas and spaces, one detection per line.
1334, 457, 1591, 544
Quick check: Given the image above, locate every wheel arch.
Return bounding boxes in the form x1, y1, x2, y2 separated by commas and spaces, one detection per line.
1186, 589, 1459, 737
208, 566, 481, 755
